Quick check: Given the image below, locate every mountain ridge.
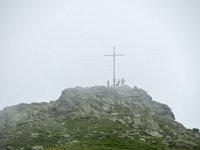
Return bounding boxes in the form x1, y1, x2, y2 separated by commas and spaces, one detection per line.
0, 85, 199, 150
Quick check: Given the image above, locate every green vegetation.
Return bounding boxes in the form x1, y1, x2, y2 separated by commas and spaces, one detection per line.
1, 116, 199, 149
46, 138, 164, 150
0, 116, 164, 149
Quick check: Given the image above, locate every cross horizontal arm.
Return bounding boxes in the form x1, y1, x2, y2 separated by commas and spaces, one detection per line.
104, 54, 125, 56
115, 54, 125, 56
104, 55, 113, 56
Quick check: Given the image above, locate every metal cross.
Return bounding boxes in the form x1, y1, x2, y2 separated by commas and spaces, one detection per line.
104, 46, 124, 87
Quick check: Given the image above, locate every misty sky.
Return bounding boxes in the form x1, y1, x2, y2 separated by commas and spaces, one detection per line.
0, 0, 200, 129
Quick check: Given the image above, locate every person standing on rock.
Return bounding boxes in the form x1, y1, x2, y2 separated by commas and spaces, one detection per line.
121, 78, 125, 86
116, 79, 120, 87
113, 78, 116, 87
107, 80, 110, 88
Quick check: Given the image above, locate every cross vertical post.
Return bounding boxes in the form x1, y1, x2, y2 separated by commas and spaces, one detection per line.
104, 46, 124, 87
113, 46, 116, 86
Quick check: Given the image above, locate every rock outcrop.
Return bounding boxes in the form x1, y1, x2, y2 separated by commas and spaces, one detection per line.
0, 85, 199, 149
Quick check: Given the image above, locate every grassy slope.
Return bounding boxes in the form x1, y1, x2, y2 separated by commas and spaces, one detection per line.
1, 116, 200, 150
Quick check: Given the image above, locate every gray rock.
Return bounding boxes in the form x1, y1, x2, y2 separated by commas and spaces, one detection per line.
175, 139, 197, 148
31, 146, 44, 150
0, 86, 175, 129
192, 128, 199, 133
70, 140, 80, 143
140, 138, 146, 142
6, 146, 15, 150
31, 133, 39, 138
62, 134, 70, 138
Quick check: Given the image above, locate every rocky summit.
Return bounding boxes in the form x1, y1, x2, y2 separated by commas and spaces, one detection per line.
0, 85, 200, 150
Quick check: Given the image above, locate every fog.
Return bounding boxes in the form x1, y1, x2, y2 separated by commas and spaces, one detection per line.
0, 0, 200, 129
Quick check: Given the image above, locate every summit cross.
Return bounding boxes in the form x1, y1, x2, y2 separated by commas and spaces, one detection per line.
104, 46, 124, 87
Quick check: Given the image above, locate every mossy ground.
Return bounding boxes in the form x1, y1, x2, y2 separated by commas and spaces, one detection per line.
0, 116, 160, 149
1, 116, 199, 150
